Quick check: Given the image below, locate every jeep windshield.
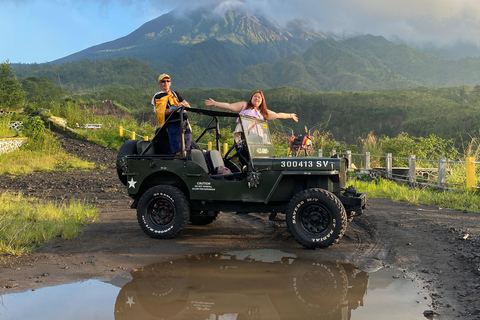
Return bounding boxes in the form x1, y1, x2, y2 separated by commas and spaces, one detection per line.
239, 115, 276, 158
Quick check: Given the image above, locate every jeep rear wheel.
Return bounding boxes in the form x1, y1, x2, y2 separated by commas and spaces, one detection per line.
137, 185, 190, 239
286, 188, 347, 249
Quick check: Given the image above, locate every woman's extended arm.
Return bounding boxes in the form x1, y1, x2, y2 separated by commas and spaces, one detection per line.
266, 111, 299, 122
205, 98, 246, 113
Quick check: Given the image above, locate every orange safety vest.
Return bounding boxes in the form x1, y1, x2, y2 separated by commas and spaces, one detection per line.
154, 91, 179, 126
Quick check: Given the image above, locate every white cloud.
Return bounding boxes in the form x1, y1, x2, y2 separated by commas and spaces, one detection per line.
168, 0, 480, 45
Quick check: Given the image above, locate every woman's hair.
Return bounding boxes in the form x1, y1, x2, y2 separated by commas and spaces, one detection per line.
246, 90, 268, 119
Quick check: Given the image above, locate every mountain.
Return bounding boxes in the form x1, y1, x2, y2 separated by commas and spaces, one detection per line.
230, 34, 480, 92
51, 7, 327, 89
12, 8, 480, 92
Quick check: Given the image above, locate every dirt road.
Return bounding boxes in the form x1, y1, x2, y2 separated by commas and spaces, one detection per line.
1, 132, 480, 319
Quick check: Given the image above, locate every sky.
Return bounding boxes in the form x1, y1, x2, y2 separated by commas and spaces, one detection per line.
2, 0, 480, 64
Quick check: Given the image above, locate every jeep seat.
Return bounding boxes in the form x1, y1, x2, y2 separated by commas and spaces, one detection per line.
206, 150, 244, 180
190, 149, 209, 173
136, 141, 157, 155
206, 150, 225, 174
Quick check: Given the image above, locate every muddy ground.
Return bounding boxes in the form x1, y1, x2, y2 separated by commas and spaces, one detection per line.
1, 131, 480, 319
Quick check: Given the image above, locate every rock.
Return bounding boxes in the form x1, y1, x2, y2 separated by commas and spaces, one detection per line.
423, 310, 439, 319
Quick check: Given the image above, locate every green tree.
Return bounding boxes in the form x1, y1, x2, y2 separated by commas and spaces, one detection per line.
21, 76, 64, 103
0, 61, 26, 110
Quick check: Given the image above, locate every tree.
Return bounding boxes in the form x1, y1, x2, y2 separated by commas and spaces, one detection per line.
21, 76, 64, 103
0, 61, 26, 110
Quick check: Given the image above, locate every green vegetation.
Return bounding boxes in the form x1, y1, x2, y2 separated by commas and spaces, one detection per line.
0, 149, 95, 176
14, 58, 157, 92
0, 115, 95, 175
350, 178, 480, 213
1, 61, 26, 110
0, 192, 98, 255
10, 32, 480, 94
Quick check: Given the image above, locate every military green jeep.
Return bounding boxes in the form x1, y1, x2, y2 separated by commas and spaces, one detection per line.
116, 107, 366, 249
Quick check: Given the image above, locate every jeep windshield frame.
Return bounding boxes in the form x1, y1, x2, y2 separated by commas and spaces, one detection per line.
239, 115, 276, 158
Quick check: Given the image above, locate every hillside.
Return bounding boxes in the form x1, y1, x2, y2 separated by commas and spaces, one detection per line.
12, 33, 480, 93
179, 86, 480, 146
234, 35, 480, 91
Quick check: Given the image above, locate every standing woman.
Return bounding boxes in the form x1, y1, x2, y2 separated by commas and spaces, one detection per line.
205, 90, 298, 122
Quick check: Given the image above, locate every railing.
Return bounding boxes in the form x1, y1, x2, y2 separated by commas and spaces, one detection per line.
344, 151, 477, 191
119, 126, 148, 141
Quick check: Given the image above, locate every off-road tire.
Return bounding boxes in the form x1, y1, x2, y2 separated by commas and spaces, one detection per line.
286, 188, 347, 249
137, 185, 190, 239
189, 211, 221, 225
116, 139, 139, 186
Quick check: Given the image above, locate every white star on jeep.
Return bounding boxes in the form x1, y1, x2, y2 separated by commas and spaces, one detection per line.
126, 296, 135, 307
128, 178, 137, 188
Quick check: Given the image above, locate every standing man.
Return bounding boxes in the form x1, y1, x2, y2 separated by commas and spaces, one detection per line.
151, 74, 191, 156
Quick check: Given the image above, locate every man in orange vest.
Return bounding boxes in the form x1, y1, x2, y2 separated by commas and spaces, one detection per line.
151, 74, 192, 156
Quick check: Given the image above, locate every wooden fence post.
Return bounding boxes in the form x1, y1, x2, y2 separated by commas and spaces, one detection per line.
409, 155, 416, 184
318, 149, 323, 157
386, 153, 392, 179
438, 157, 446, 189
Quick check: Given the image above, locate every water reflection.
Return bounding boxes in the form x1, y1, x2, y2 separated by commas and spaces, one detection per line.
114, 250, 368, 320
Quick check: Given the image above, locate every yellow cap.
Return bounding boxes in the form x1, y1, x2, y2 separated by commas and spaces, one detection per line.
158, 73, 170, 82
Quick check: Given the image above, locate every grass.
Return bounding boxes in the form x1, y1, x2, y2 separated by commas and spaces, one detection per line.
0, 149, 95, 175
0, 129, 99, 255
0, 192, 99, 255
350, 177, 480, 213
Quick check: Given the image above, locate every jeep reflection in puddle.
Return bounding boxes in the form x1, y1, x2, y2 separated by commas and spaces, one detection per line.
114, 251, 368, 320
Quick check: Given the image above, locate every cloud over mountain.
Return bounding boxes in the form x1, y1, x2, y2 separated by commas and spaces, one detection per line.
167, 0, 480, 46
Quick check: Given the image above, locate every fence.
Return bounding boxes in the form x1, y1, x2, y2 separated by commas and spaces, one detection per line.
345, 151, 478, 191
119, 126, 149, 141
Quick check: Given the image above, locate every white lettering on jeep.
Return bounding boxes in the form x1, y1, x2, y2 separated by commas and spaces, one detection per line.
280, 160, 330, 168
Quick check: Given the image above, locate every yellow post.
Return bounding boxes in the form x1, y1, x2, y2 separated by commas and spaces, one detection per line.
119, 126, 123, 137
287, 147, 291, 157
144, 136, 148, 141
466, 156, 476, 191
208, 141, 212, 151
223, 143, 228, 155
131, 131, 135, 140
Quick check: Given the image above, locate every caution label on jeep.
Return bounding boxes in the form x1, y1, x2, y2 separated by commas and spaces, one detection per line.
192, 181, 215, 191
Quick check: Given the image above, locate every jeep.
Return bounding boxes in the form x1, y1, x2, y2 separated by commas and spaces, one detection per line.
116, 107, 366, 249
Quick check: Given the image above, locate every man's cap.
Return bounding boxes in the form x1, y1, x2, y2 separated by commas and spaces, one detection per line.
158, 73, 170, 82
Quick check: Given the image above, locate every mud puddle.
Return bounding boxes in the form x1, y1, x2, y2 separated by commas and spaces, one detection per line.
0, 249, 431, 319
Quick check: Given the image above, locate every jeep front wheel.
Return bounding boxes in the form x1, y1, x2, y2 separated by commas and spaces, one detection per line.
137, 185, 190, 239
286, 188, 347, 249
